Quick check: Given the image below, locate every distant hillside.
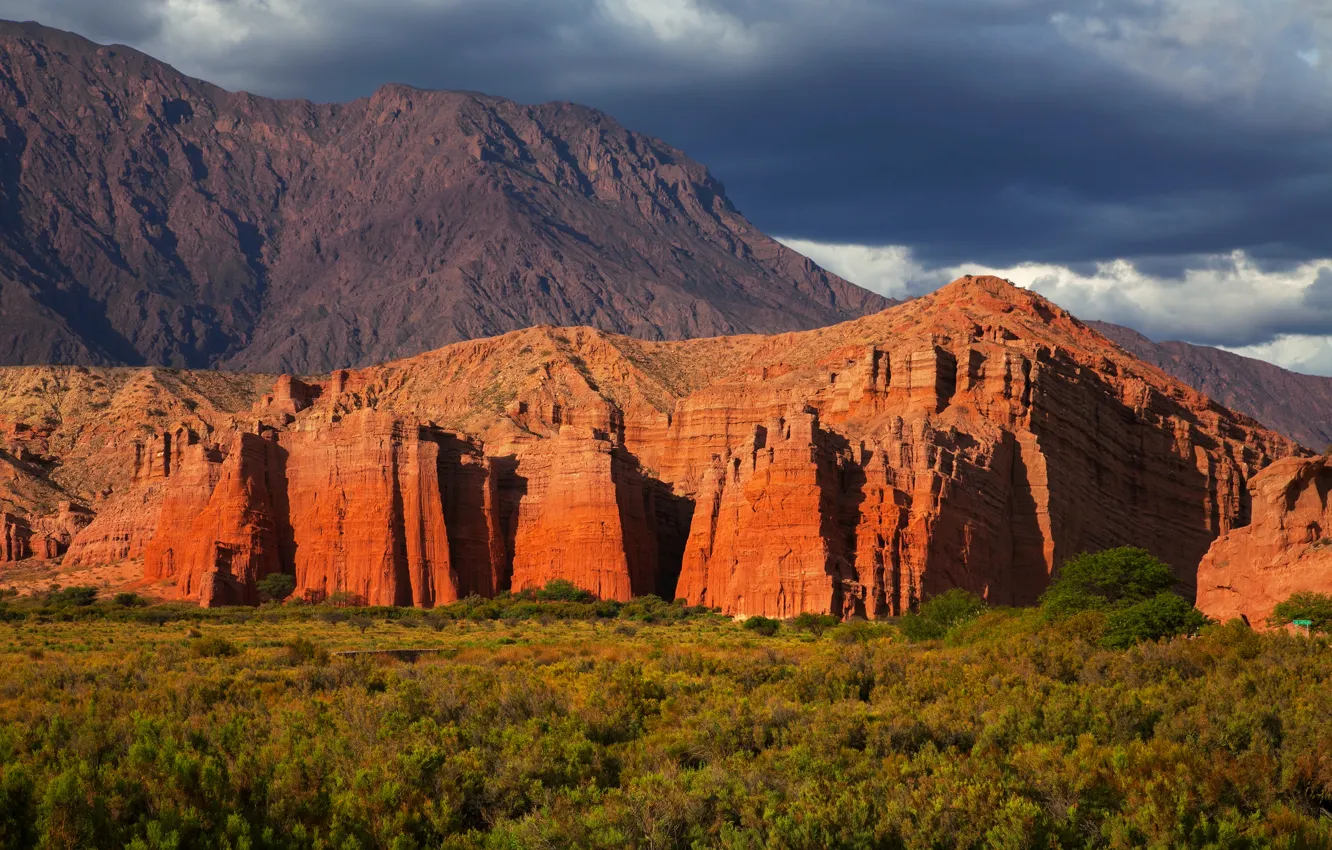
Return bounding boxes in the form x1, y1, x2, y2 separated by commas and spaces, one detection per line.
0, 20, 887, 373
1090, 321, 1332, 450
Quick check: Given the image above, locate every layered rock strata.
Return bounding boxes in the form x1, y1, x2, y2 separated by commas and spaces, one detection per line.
0, 277, 1306, 612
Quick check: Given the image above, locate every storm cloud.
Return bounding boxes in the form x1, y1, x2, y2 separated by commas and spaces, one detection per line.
4, 0, 1332, 371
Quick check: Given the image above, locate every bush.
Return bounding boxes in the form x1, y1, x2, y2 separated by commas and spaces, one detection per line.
44, 586, 98, 607
1103, 592, 1210, 648
347, 615, 374, 634
901, 589, 987, 642
536, 579, 595, 603
742, 615, 780, 636
1041, 547, 1177, 615
190, 636, 239, 658
791, 612, 839, 636
112, 592, 147, 607
327, 591, 366, 608
831, 620, 896, 644
1268, 591, 1332, 633
1042, 548, 1209, 649
256, 572, 297, 603
285, 637, 330, 666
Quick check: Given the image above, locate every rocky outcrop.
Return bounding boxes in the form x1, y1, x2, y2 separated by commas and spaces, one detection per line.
1196, 456, 1332, 627
2, 512, 31, 562
0, 276, 1307, 613
509, 426, 665, 601
144, 433, 285, 605
280, 412, 506, 607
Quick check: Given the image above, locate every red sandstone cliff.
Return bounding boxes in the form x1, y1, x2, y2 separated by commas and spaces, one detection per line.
0, 276, 1307, 613
1196, 456, 1332, 627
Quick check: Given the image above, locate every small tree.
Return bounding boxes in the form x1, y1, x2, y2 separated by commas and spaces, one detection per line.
1041, 547, 1176, 615
1043, 547, 1211, 647
44, 586, 98, 607
791, 612, 839, 636
1268, 592, 1332, 634
256, 572, 296, 603
1103, 592, 1210, 649
901, 588, 987, 642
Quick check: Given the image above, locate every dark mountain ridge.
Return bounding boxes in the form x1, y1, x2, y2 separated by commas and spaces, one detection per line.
0, 20, 888, 372
1090, 321, 1332, 450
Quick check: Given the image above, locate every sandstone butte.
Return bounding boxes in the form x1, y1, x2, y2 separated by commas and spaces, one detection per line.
0, 276, 1314, 617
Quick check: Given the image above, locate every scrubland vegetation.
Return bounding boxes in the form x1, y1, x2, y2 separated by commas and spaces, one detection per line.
0, 555, 1329, 849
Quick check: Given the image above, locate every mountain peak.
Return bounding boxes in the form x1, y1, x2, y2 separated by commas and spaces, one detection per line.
0, 21, 890, 372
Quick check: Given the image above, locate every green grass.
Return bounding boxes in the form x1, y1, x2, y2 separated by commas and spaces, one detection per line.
0, 603, 1329, 848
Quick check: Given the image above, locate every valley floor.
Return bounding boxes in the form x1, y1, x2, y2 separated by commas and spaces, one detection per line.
0, 601, 1329, 848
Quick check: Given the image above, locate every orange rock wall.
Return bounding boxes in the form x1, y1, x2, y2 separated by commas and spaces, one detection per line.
29, 276, 1293, 613
1197, 456, 1332, 627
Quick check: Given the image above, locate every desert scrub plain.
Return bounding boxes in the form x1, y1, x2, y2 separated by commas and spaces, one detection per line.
0, 589, 1329, 849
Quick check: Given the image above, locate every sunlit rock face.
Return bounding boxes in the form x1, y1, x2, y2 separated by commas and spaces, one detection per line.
1197, 456, 1332, 628
1, 277, 1303, 612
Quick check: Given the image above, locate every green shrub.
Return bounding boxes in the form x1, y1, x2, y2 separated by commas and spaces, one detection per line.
326, 590, 365, 608
791, 612, 839, 636
44, 586, 98, 607
256, 572, 296, 602
1268, 591, 1332, 633
190, 636, 239, 658
536, 579, 596, 603
284, 637, 329, 666
831, 620, 896, 644
1041, 547, 1177, 614
112, 592, 147, 607
1042, 547, 1209, 648
901, 589, 987, 642
742, 615, 780, 636
1103, 592, 1210, 648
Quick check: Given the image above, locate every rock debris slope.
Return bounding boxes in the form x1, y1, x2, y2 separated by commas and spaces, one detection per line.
0, 276, 1304, 614
0, 20, 887, 373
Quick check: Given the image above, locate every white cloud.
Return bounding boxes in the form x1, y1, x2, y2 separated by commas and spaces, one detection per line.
597, 0, 758, 55
1228, 336, 1332, 376
782, 238, 1332, 377
1050, 0, 1332, 113
776, 238, 953, 300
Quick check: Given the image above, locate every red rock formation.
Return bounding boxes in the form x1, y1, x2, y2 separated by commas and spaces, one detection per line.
678, 411, 845, 617
145, 433, 285, 605
2, 513, 31, 562
509, 426, 660, 601
1196, 456, 1332, 627
281, 412, 483, 607
0, 275, 1308, 614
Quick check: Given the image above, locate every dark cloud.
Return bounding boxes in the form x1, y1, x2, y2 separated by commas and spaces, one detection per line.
2, 0, 1332, 359
1306, 269, 1332, 310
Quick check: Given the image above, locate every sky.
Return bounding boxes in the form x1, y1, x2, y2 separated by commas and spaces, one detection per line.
5, 0, 1332, 374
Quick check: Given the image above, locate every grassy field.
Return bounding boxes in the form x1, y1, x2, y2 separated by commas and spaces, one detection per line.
0, 593, 1329, 850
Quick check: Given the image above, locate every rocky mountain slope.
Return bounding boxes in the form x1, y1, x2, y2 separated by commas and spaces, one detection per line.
0, 20, 886, 373
1091, 322, 1332, 450
0, 276, 1305, 614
